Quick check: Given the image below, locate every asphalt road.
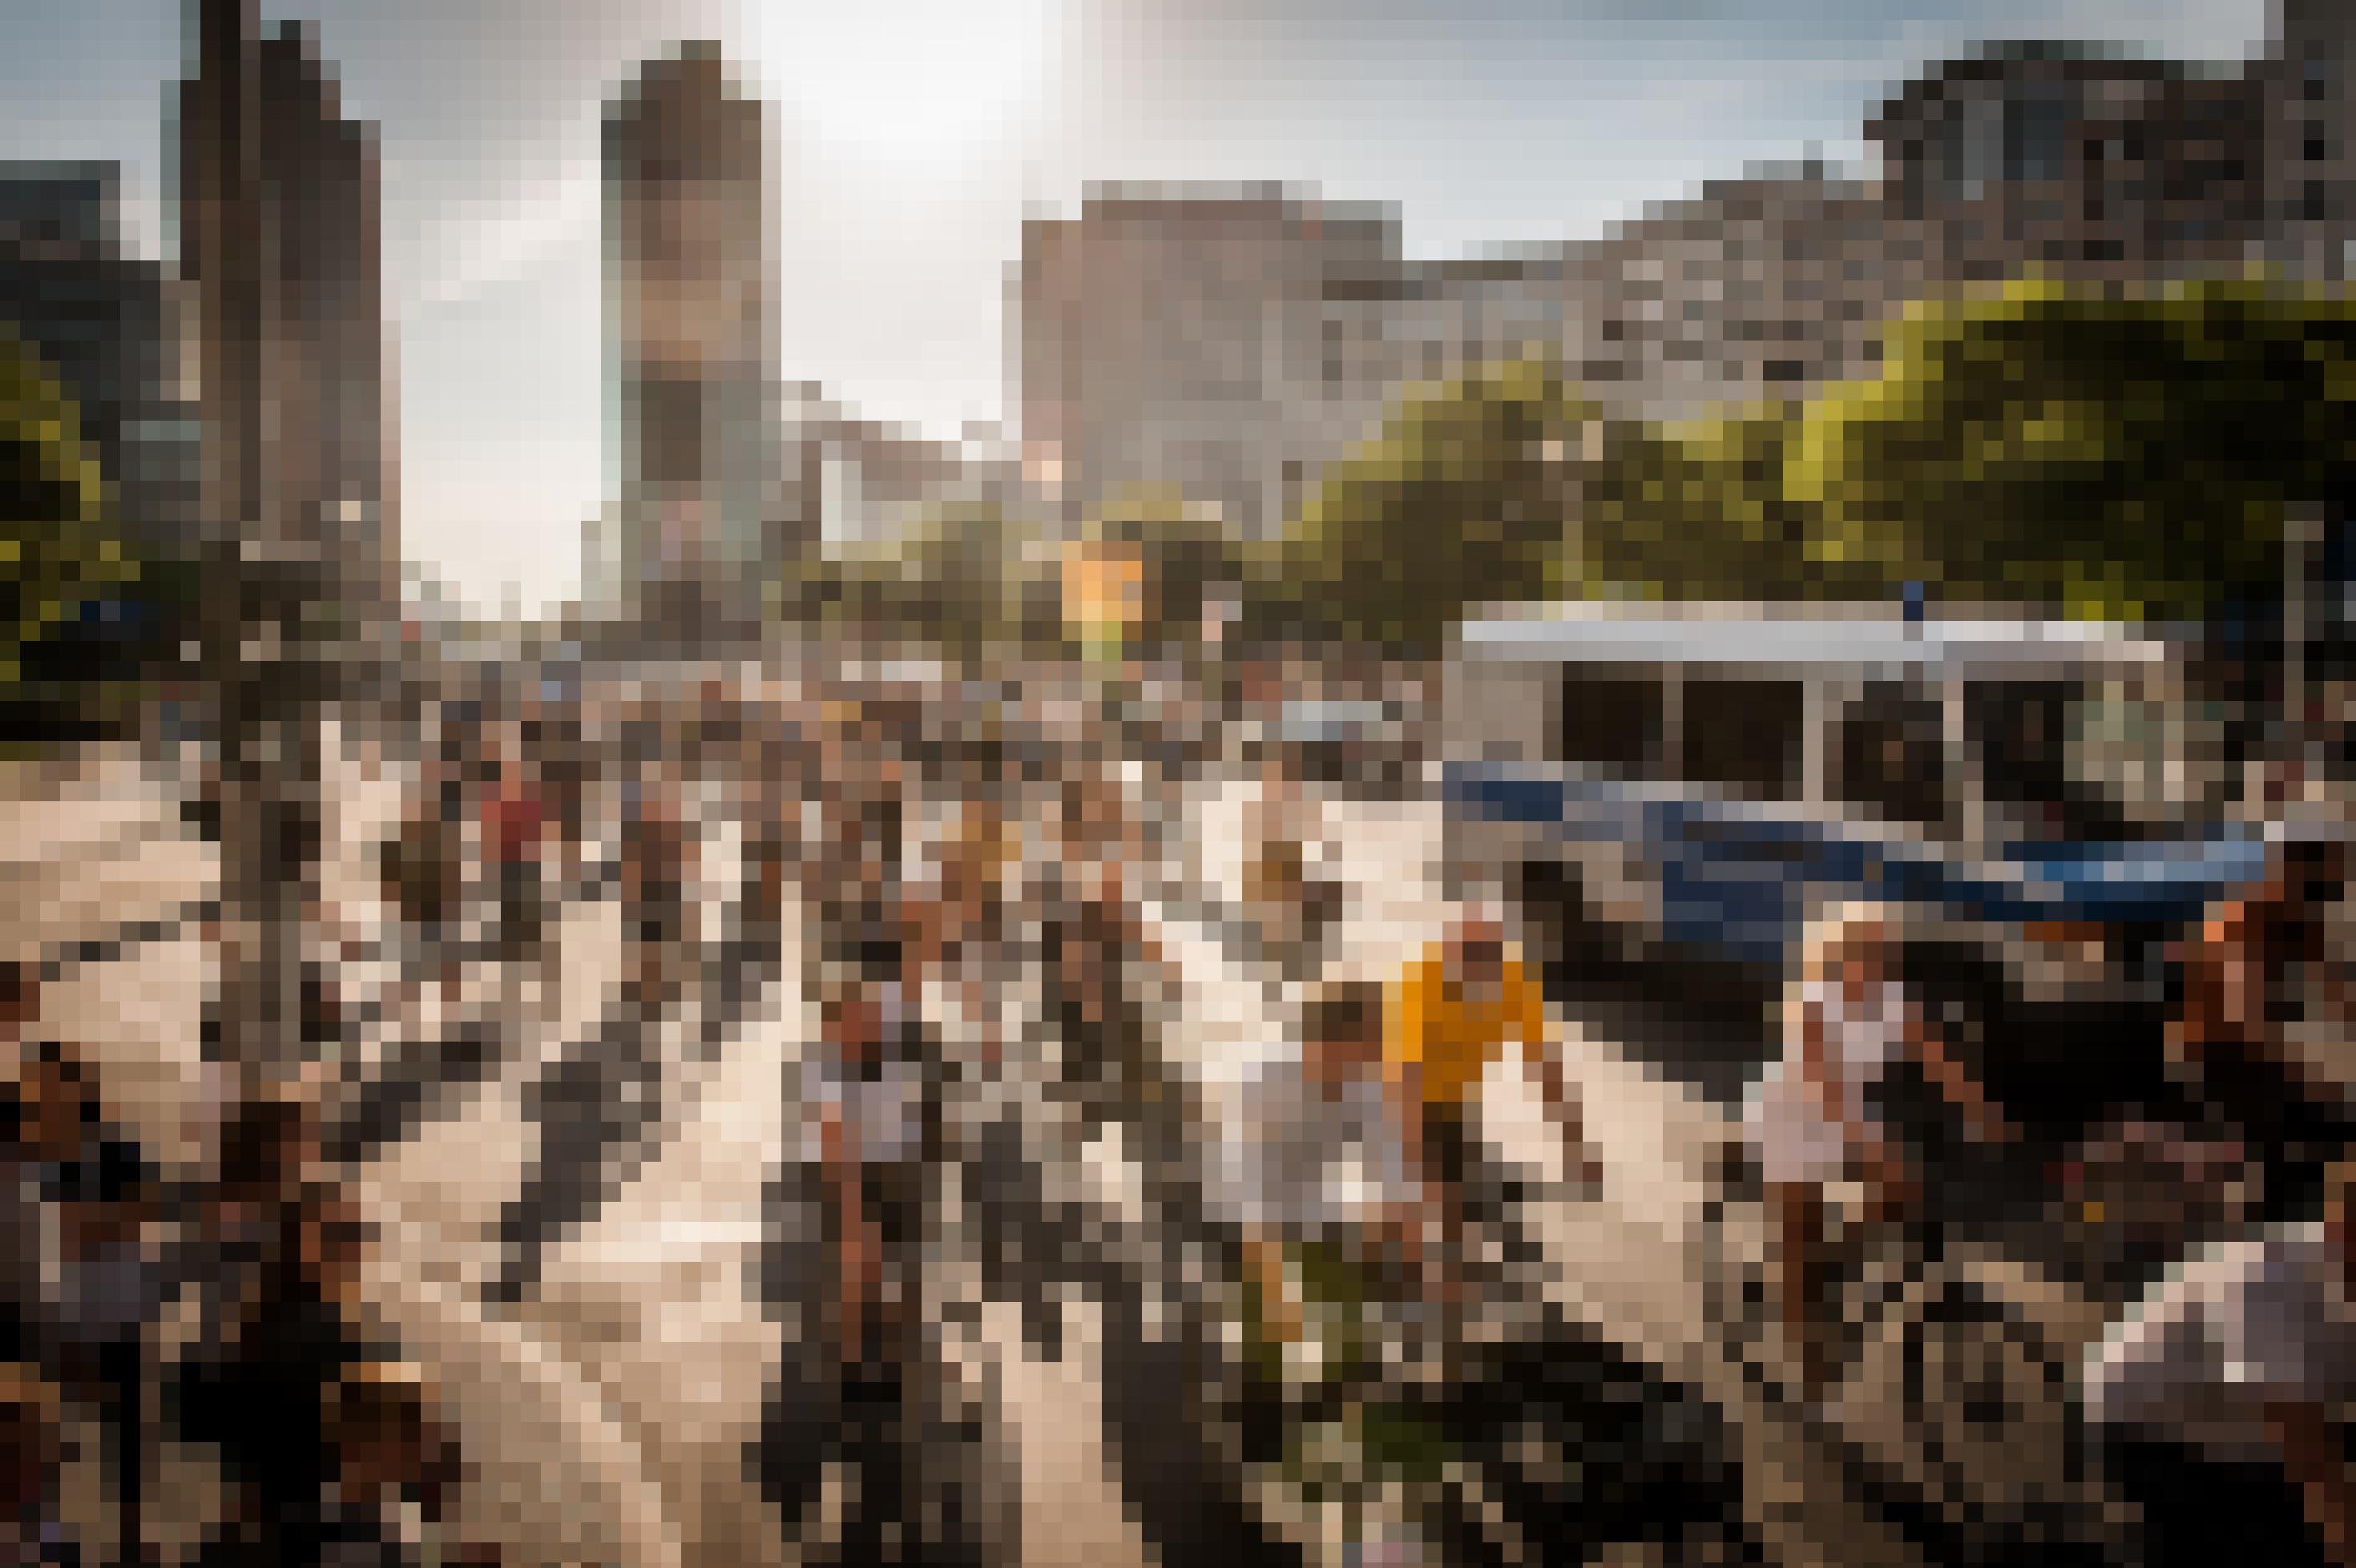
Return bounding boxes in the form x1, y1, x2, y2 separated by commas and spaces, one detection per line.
10, 736, 2102, 1568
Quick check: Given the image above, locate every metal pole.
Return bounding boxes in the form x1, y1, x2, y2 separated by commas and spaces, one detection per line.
2287, 510, 2322, 796
1943, 674, 1983, 852
1801, 678, 1830, 808
1658, 663, 1684, 782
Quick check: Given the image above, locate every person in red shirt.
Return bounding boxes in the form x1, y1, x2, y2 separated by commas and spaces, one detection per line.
481, 738, 549, 994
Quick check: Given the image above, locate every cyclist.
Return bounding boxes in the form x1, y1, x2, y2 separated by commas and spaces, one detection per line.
1212, 980, 1413, 1351
2087, 1159, 2356, 1568
1382, 913, 1602, 1311
479, 732, 549, 1022
2171, 833, 2354, 1218
1745, 906, 2014, 1399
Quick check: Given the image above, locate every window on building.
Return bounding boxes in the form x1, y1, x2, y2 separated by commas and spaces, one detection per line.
1945, 95, 2007, 201
2006, 92, 2070, 184
2308, 135, 2330, 163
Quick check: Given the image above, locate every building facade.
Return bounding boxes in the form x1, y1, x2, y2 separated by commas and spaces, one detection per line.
777, 384, 1019, 553
601, 42, 784, 636
178, 0, 397, 631
1014, 184, 1402, 536
1011, 3, 2356, 538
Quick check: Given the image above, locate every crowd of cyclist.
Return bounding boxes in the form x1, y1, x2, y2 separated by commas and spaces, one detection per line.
5, 650, 2354, 1566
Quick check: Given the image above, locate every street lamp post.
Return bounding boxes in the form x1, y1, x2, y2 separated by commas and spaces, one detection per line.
201, 530, 345, 1098
2285, 509, 2323, 803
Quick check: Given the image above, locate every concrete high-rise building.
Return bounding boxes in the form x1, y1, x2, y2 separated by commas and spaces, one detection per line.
177, 0, 396, 1085
1871, 43, 2270, 284
1013, 7, 2356, 543
2265, 0, 2356, 280
176, 0, 396, 628
602, 41, 783, 636
1014, 184, 1403, 537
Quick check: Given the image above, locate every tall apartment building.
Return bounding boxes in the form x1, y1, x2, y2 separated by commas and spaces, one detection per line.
1557, 169, 1945, 419
0, 162, 201, 560
2264, 0, 2356, 280
1871, 43, 2270, 283
1015, 183, 1402, 534
177, 0, 397, 627
1012, 4, 2352, 537
601, 42, 784, 636
1011, 175, 1930, 530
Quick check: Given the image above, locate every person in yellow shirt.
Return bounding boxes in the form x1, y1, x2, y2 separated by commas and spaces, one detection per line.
1384, 915, 1603, 1300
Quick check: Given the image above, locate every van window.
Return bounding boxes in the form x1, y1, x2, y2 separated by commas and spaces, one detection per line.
1559, 670, 1660, 778
1682, 678, 1801, 800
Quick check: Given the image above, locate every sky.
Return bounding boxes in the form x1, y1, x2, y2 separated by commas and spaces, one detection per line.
0, 0, 2278, 614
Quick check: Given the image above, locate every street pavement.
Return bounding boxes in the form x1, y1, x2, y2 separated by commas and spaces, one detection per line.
8, 732, 1991, 1568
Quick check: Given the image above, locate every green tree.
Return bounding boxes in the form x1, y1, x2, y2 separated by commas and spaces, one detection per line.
1276, 359, 1591, 655
1088, 486, 1255, 656
776, 501, 1061, 660
1570, 407, 1865, 603
0, 332, 145, 737
1787, 275, 2356, 620
894, 499, 1059, 659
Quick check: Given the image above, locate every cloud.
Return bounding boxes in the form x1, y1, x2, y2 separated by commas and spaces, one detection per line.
408, 158, 601, 313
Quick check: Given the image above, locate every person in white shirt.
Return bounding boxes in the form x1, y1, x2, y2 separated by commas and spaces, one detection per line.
2085, 1160, 2356, 1567
804, 972, 927, 1373
1745, 906, 2015, 1397
1208, 982, 1413, 1348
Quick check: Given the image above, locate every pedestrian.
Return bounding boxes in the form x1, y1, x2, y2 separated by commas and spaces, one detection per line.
480, 735, 548, 1013
6, 1033, 170, 1568
619, 766, 689, 1016
733, 724, 793, 986
1744, 905, 2015, 1399
2171, 833, 2355, 1217
802, 960, 934, 1561
538, 706, 589, 909
1042, 772, 1159, 1120
808, 962, 929, 1370
379, 765, 459, 997
1241, 748, 1325, 975
167, 1090, 354, 1565
0, 1360, 74, 1565
2085, 1159, 2356, 1568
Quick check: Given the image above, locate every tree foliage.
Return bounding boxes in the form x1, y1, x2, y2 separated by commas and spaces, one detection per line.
1570, 409, 1880, 603
773, 278, 2356, 661
1086, 487, 1256, 656
776, 501, 1063, 659
0, 332, 147, 735
1785, 275, 2355, 620
1278, 278, 2356, 647
1272, 360, 1590, 655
